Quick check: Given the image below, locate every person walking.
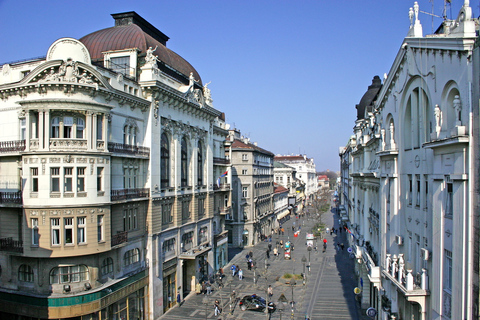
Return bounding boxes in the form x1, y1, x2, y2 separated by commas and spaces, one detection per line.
177, 292, 182, 307
266, 249, 270, 259
268, 285, 273, 299
214, 299, 221, 316
231, 264, 236, 276
238, 268, 243, 280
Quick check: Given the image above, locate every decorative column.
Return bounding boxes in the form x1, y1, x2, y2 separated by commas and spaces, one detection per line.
398, 254, 405, 284
406, 270, 414, 290
421, 268, 428, 290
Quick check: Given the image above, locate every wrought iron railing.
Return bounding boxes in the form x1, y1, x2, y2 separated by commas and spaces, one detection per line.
111, 188, 149, 201
0, 191, 22, 204
108, 142, 150, 157
213, 157, 230, 165
111, 231, 128, 247
0, 238, 23, 253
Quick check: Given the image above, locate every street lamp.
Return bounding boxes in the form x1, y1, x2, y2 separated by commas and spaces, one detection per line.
290, 279, 296, 319
277, 299, 285, 320
301, 255, 307, 285
253, 260, 257, 285
202, 296, 209, 320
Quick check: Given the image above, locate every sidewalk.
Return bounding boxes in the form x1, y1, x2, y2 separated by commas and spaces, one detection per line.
159, 205, 370, 320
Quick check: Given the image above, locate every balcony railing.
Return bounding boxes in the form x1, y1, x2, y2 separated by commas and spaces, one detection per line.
0, 191, 22, 204
108, 142, 150, 157
0, 238, 23, 253
111, 231, 128, 247
0, 140, 26, 153
111, 188, 150, 201
213, 157, 230, 165
213, 183, 230, 191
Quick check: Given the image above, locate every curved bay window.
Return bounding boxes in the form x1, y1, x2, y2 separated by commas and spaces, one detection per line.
101, 257, 114, 275
161, 133, 170, 188
124, 248, 140, 266
181, 138, 188, 187
50, 114, 85, 139
18, 264, 34, 283
49, 265, 88, 284
197, 141, 203, 186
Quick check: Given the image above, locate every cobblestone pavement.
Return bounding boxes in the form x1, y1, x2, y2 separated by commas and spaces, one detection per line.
159, 201, 371, 320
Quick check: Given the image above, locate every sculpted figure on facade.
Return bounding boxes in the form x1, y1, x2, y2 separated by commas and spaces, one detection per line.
434, 104, 442, 137
145, 46, 158, 66
203, 81, 213, 106
453, 95, 462, 126
389, 121, 396, 149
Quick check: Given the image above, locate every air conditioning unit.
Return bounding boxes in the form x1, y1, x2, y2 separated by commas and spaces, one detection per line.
395, 235, 403, 245
420, 248, 430, 261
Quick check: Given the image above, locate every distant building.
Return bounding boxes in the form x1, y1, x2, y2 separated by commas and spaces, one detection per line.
274, 154, 318, 198
226, 129, 274, 247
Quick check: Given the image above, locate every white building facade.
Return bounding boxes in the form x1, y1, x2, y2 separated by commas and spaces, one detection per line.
340, 2, 479, 319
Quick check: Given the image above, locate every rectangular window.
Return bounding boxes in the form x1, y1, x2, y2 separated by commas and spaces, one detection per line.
128, 209, 133, 230
110, 56, 130, 75
51, 167, 60, 192
162, 203, 173, 224
408, 175, 412, 205
51, 218, 60, 245
242, 186, 248, 198
123, 209, 128, 232
97, 167, 104, 192
20, 118, 26, 140
64, 217, 74, 244
424, 175, 428, 209
77, 167, 85, 192
242, 169, 247, 175
198, 198, 205, 217
64, 167, 73, 192
224, 194, 228, 208
97, 115, 103, 140
445, 182, 453, 218
133, 207, 138, 229
97, 215, 104, 242
242, 154, 248, 161
76, 118, 85, 139
77, 217, 86, 244
444, 250, 452, 291
63, 116, 73, 138
416, 175, 420, 207
31, 168, 39, 192
182, 201, 190, 219
31, 218, 39, 246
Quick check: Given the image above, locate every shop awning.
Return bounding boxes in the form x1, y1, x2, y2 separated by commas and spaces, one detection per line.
276, 209, 290, 220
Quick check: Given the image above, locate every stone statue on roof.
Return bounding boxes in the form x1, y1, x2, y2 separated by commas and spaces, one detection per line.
145, 46, 158, 66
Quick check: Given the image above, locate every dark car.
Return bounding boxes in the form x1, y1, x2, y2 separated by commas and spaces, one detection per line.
239, 294, 276, 313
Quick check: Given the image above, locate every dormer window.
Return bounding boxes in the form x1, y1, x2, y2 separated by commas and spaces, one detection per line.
110, 56, 130, 75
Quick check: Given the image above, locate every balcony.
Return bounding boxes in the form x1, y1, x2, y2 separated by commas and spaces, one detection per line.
218, 206, 231, 215
0, 191, 22, 205
361, 246, 380, 282
111, 231, 128, 247
111, 188, 150, 201
0, 140, 25, 153
108, 142, 149, 157
0, 238, 23, 253
50, 138, 88, 151
213, 157, 230, 165
213, 183, 230, 192
383, 254, 429, 298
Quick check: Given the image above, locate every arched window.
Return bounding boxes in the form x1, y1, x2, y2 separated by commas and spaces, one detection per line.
124, 248, 140, 266
51, 117, 60, 138
161, 133, 170, 188
18, 264, 34, 282
49, 265, 89, 284
181, 138, 188, 187
101, 257, 114, 275
197, 141, 203, 186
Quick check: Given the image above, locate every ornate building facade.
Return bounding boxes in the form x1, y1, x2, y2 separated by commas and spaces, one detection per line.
0, 12, 228, 319
226, 130, 275, 247
340, 2, 479, 319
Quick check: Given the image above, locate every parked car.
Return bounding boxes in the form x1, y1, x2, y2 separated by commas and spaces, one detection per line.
239, 294, 276, 313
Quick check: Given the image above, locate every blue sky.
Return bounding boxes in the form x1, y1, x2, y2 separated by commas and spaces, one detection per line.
0, 0, 469, 171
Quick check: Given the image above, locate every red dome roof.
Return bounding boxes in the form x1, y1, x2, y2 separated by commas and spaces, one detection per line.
79, 12, 202, 85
